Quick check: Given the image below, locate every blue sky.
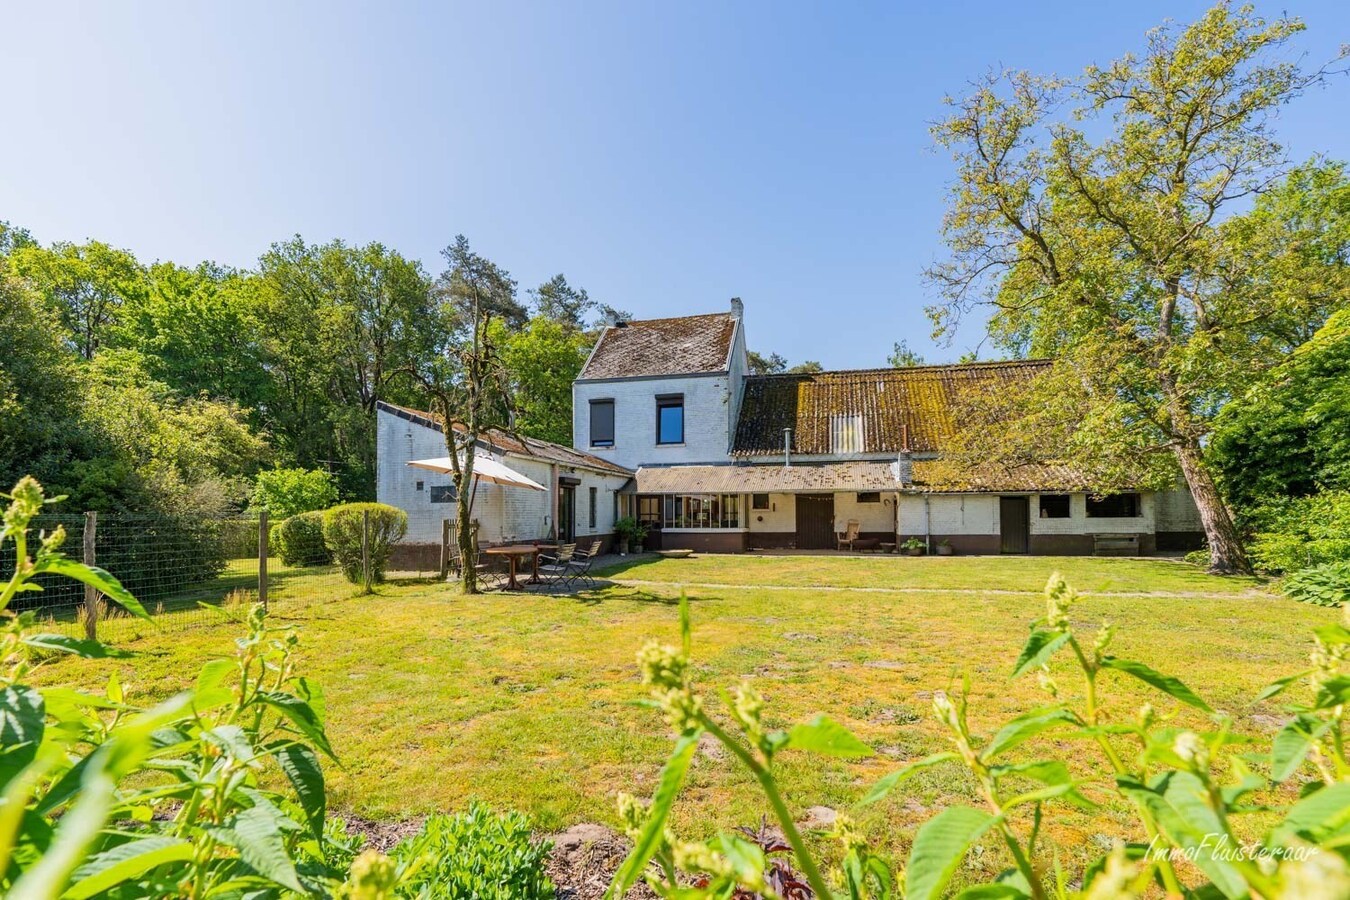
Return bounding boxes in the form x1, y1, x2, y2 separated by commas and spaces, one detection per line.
4, 2, 1348, 368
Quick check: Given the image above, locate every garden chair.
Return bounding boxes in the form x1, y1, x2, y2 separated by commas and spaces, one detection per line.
568, 539, 604, 590
448, 542, 502, 589
836, 520, 860, 551
538, 543, 577, 589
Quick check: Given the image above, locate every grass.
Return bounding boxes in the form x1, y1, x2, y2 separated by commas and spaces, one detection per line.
32, 554, 1328, 884
598, 552, 1270, 595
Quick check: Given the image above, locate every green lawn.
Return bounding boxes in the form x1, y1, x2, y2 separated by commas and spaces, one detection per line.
33, 555, 1324, 885
599, 552, 1270, 595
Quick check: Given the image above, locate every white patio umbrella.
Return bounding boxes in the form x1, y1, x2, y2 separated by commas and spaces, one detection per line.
406, 456, 547, 491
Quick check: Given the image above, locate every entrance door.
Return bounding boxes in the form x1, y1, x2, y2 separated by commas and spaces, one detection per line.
796, 494, 836, 549
559, 486, 576, 542
1000, 496, 1030, 554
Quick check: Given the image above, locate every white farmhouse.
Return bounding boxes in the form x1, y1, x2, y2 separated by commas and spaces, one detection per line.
573, 299, 1204, 554
376, 298, 1204, 557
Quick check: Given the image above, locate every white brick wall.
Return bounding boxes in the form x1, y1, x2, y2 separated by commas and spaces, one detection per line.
376, 408, 628, 545
746, 492, 796, 532
1154, 485, 1203, 532
573, 373, 736, 470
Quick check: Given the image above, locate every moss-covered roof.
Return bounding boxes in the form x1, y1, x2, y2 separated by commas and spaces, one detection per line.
732, 360, 1053, 456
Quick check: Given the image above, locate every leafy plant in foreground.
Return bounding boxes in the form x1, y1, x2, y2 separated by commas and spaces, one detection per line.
389, 803, 553, 900
612, 576, 1350, 899
0, 476, 357, 898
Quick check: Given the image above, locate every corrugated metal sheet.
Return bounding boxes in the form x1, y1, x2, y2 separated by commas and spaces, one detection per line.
732, 360, 1053, 456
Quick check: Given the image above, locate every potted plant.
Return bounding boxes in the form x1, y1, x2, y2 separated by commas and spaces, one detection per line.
632, 520, 651, 553
936, 539, 954, 556
901, 537, 927, 557
614, 516, 639, 555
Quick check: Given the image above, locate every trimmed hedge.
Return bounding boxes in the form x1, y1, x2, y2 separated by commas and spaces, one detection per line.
270, 510, 331, 567
321, 502, 407, 585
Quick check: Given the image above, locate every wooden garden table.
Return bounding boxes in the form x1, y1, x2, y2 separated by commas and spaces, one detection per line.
482, 544, 542, 591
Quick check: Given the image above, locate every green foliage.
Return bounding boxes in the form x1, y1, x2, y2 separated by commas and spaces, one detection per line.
1184, 548, 1211, 567
273, 510, 332, 567
0, 476, 355, 897
494, 316, 592, 445
887, 339, 925, 367
254, 467, 340, 519
926, 5, 1350, 571
322, 502, 408, 586
1213, 306, 1350, 518
616, 575, 1350, 899
1248, 491, 1350, 573
390, 805, 553, 900
1282, 561, 1350, 607
7, 239, 145, 359
613, 516, 648, 543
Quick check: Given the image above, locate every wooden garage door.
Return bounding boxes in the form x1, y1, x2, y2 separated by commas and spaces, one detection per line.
796, 494, 836, 549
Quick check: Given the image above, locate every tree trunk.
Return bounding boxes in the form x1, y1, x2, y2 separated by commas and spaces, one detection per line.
458, 439, 478, 594
1172, 440, 1250, 575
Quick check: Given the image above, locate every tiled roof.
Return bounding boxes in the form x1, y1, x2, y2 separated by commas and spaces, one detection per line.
623, 459, 1092, 495
578, 313, 738, 380
377, 402, 633, 477
732, 360, 1053, 456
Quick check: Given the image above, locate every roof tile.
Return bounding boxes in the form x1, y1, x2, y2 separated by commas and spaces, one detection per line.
579, 313, 737, 379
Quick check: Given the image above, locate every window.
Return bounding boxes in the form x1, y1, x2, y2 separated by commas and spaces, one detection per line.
590, 399, 615, 447
752, 493, 771, 510
656, 395, 684, 445
612, 491, 619, 524
589, 487, 597, 529
415, 480, 425, 492
857, 492, 881, 503
1039, 494, 1071, 518
637, 495, 662, 526
636, 494, 741, 528
429, 485, 457, 503
830, 414, 864, 454
1086, 493, 1141, 518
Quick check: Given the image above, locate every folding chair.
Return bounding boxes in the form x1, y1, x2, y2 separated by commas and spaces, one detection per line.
568, 540, 604, 590
538, 543, 577, 589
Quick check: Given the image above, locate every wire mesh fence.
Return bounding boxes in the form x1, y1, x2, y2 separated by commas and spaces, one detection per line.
1, 510, 449, 642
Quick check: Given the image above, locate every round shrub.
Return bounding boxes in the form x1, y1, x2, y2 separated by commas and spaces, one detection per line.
1282, 561, 1350, 608
390, 804, 553, 900
321, 502, 407, 585
271, 510, 331, 567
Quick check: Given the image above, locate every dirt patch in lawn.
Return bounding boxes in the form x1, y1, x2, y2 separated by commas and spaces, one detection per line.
547, 823, 655, 900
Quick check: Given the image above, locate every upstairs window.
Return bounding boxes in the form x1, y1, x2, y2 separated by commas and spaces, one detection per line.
830, 414, 864, 454
429, 485, 457, 504
590, 399, 615, 447
1086, 493, 1141, 518
656, 395, 684, 445
1039, 495, 1071, 518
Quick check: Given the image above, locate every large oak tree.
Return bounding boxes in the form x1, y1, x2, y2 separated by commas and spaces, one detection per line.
927, 3, 1348, 573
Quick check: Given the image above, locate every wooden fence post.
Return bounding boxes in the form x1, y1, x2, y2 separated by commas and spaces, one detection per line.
83, 511, 98, 641
440, 518, 451, 581
361, 508, 372, 593
258, 509, 269, 611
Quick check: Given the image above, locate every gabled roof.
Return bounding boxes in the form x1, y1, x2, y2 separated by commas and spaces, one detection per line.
377, 401, 632, 477
578, 312, 738, 380
732, 360, 1053, 456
